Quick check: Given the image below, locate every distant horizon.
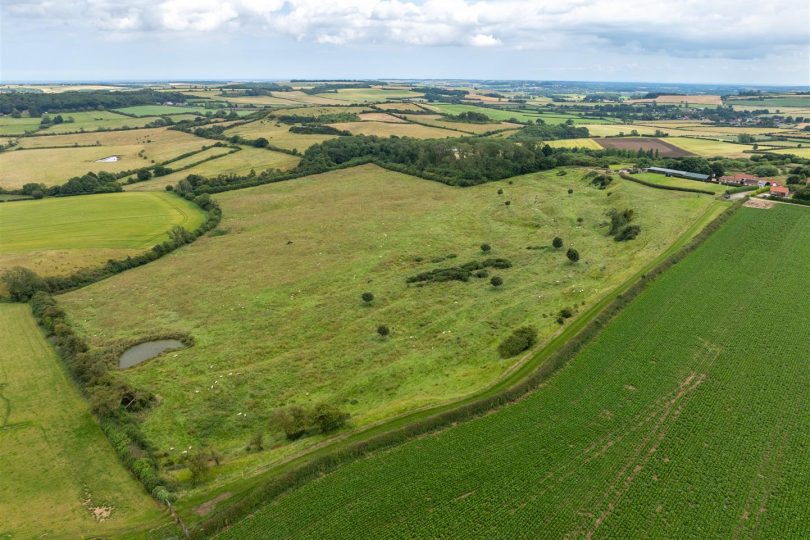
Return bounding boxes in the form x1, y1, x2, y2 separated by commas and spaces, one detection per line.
1, 78, 808, 90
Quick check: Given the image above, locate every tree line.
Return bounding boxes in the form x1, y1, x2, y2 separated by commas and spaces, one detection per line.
0, 89, 188, 116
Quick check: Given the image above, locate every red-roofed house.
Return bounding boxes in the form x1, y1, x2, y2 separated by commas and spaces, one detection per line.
770, 185, 790, 197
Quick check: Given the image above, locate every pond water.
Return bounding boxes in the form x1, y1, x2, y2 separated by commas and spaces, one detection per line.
118, 340, 184, 369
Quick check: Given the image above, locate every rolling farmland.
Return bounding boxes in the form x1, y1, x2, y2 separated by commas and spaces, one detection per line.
0, 127, 213, 188
217, 203, 810, 540
58, 165, 718, 491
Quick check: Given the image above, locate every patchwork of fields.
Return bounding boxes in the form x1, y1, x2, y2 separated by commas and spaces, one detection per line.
217, 204, 810, 539
59, 165, 718, 491
0, 127, 212, 188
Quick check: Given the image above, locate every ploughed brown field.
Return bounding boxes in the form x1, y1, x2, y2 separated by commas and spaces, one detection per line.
595, 137, 694, 157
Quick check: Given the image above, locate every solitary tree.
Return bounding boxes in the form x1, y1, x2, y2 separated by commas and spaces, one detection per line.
566, 248, 580, 263
497, 188, 504, 195
490, 276, 503, 287
253, 137, 269, 148
361, 292, 374, 303
377, 325, 390, 337
2, 266, 45, 301
552, 236, 563, 249
480, 243, 491, 253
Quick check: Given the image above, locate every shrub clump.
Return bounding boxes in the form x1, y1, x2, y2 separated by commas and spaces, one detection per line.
273, 403, 350, 441
406, 258, 512, 285
497, 326, 538, 358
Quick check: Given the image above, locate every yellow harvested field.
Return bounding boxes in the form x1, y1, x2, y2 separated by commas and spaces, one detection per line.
374, 102, 426, 112
125, 146, 300, 191
0, 128, 211, 188
771, 147, 810, 158
224, 121, 337, 152
270, 91, 348, 105
358, 112, 406, 122
404, 114, 520, 134
666, 137, 755, 158
216, 95, 301, 106
271, 106, 369, 117
327, 121, 458, 139
629, 95, 723, 106
584, 124, 661, 137
545, 138, 604, 150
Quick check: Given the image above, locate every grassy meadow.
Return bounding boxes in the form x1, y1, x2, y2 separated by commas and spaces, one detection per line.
223, 120, 339, 151
124, 146, 301, 191
402, 114, 521, 134
630, 172, 727, 194
0, 304, 175, 538
59, 165, 717, 493
0, 127, 212, 188
0, 192, 205, 278
217, 203, 810, 540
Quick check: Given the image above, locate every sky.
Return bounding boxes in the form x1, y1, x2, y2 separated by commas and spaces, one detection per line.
1, 0, 809, 85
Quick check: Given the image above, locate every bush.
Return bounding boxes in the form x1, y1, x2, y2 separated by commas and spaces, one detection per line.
274, 406, 309, 440
566, 248, 580, 263
615, 224, 641, 241
559, 307, 573, 319
310, 403, 350, 433
253, 137, 269, 148
2, 266, 46, 301
490, 276, 503, 287
497, 326, 537, 358
377, 325, 390, 337
137, 169, 152, 181
480, 243, 491, 253
361, 292, 374, 303
552, 236, 563, 249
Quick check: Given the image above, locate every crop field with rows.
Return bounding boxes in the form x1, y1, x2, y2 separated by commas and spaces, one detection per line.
217, 203, 810, 539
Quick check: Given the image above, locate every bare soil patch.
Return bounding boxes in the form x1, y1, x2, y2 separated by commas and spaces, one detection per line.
195, 492, 232, 516
595, 137, 694, 157
744, 198, 775, 209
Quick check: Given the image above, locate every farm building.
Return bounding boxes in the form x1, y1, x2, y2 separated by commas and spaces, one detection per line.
644, 167, 710, 181
770, 185, 790, 197
719, 173, 759, 186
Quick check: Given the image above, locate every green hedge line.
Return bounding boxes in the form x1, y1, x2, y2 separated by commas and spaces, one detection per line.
191, 199, 745, 537
619, 172, 717, 195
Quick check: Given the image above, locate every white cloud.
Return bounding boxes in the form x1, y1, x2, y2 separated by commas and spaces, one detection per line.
470, 33, 501, 47
4, 0, 809, 60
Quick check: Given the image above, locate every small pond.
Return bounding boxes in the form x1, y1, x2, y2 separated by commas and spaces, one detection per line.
118, 340, 185, 369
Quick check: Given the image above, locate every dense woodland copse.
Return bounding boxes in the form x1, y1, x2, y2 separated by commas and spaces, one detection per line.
0, 89, 188, 115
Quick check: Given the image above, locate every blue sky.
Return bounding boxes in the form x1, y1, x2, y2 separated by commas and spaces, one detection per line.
1, 0, 808, 85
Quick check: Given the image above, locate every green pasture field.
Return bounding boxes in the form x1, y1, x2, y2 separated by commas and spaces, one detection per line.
0, 127, 212, 188
124, 146, 301, 191
0, 192, 204, 278
327, 120, 458, 138
0, 111, 181, 136
0, 304, 175, 538
224, 120, 339, 151
585, 124, 661, 137
0, 116, 44, 135
217, 203, 810, 540
270, 91, 349, 106
60, 164, 716, 498
666, 137, 755, 158
630, 172, 727, 194
114, 104, 210, 116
